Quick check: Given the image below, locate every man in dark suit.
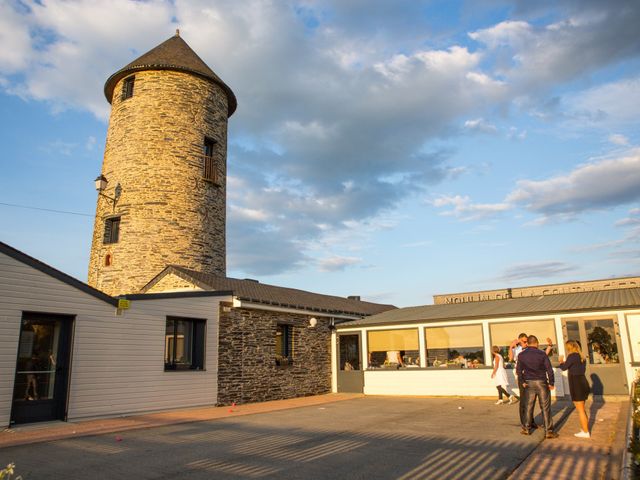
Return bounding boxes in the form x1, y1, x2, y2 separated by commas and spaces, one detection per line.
516, 335, 558, 439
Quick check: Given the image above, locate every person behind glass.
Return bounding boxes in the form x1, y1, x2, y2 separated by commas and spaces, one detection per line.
510, 333, 554, 429
517, 335, 558, 439
559, 340, 591, 438
491, 346, 518, 405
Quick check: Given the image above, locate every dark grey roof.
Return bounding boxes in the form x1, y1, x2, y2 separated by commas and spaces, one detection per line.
143, 266, 396, 316
338, 287, 640, 328
0, 241, 118, 306
104, 33, 237, 116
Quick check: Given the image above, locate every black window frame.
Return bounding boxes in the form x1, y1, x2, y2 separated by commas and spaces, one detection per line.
275, 323, 293, 366
164, 316, 206, 371
103, 217, 121, 244
121, 76, 135, 101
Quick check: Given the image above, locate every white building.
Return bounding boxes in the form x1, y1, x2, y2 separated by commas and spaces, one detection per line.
1, 241, 231, 426
333, 288, 640, 398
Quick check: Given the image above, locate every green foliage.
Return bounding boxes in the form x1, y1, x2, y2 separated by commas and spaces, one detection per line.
0, 463, 22, 480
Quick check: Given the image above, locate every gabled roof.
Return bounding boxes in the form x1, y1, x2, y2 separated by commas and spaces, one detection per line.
104, 32, 237, 116
142, 265, 396, 317
0, 241, 118, 307
338, 287, 640, 327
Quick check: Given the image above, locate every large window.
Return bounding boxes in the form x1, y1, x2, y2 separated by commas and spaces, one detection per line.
489, 320, 557, 363
425, 325, 484, 368
164, 317, 205, 371
367, 329, 419, 368
103, 217, 120, 244
275, 324, 293, 366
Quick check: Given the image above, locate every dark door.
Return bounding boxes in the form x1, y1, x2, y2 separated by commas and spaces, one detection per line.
563, 318, 628, 395
336, 333, 363, 393
11, 313, 73, 424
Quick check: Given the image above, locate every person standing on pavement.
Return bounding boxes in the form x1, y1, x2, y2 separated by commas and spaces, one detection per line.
516, 335, 558, 439
491, 346, 518, 404
558, 340, 591, 438
510, 333, 554, 429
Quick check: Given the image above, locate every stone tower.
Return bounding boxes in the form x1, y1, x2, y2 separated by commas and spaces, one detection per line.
88, 32, 237, 296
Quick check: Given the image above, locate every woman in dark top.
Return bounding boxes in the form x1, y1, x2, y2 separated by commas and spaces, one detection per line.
559, 340, 591, 438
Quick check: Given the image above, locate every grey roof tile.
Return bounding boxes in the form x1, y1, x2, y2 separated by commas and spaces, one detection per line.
149, 266, 395, 316
338, 287, 640, 327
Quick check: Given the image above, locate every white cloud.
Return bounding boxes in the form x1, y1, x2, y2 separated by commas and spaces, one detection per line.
0, 2, 32, 73
464, 118, 498, 134
431, 195, 510, 221
507, 148, 640, 220
498, 261, 578, 282
318, 255, 362, 272
609, 134, 630, 146
567, 77, 640, 128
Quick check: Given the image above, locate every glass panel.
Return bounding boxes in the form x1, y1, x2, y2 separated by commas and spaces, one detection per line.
367, 329, 419, 368
489, 320, 557, 362
14, 319, 60, 402
339, 335, 360, 370
628, 314, 640, 362
174, 320, 193, 366
425, 325, 484, 368
585, 319, 619, 364
565, 320, 581, 344
165, 319, 175, 365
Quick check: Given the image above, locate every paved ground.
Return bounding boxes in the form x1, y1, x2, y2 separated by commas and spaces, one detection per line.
0, 395, 626, 480
509, 399, 628, 480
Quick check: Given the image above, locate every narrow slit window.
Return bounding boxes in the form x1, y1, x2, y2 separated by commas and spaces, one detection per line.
121, 76, 135, 100
203, 137, 219, 184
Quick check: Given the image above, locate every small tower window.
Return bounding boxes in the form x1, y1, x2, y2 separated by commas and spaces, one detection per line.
121, 76, 135, 100
103, 217, 121, 244
105, 254, 112, 266
203, 137, 219, 184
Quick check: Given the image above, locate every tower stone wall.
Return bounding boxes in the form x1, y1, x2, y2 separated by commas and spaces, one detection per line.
88, 69, 228, 295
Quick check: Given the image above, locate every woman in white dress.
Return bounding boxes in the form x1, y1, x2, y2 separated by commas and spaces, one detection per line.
491, 346, 518, 405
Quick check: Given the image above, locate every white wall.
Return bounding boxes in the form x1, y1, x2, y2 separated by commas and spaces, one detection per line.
364, 368, 565, 397
66, 294, 224, 421
0, 250, 228, 425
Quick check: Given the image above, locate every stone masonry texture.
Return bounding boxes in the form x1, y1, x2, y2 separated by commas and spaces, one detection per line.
88, 69, 228, 295
217, 307, 333, 405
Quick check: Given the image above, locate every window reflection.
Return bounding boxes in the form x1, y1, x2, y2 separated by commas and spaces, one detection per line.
425, 325, 484, 368
14, 319, 60, 402
367, 329, 419, 368
585, 320, 619, 364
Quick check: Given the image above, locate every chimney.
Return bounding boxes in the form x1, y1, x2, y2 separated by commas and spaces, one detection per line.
347, 295, 361, 301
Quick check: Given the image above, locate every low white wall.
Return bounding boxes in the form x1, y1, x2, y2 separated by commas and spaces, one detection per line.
364, 368, 566, 398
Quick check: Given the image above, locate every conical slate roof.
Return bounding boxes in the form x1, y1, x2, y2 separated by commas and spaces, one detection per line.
104, 32, 237, 116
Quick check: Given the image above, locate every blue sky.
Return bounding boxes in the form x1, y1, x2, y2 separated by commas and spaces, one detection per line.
1, 0, 639, 307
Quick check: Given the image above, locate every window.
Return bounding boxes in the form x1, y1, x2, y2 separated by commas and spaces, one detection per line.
275, 324, 293, 366
103, 217, 121, 244
367, 329, 419, 368
489, 320, 557, 363
121, 76, 135, 100
425, 325, 484, 368
203, 137, 219, 184
627, 314, 640, 363
164, 317, 205, 371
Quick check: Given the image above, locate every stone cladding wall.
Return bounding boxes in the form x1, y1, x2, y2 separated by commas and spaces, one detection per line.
145, 273, 201, 293
88, 70, 228, 295
217, 307, 332, 405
